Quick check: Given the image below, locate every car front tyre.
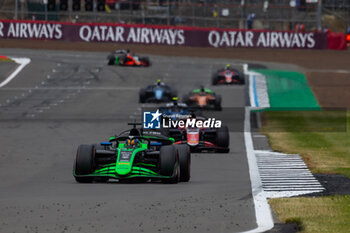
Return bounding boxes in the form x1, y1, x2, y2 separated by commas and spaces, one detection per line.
216, 125, 229, 152
160, 145, 179, 184
175, 144, 191, 182
74, 144, 95, 183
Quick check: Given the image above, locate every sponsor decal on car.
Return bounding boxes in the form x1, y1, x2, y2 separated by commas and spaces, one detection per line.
186, 129, 200, 146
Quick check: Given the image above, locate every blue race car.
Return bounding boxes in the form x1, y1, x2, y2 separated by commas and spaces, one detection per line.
139, 80, 177, 103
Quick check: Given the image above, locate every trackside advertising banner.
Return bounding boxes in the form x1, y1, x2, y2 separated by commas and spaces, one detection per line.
0, 20, 328, 49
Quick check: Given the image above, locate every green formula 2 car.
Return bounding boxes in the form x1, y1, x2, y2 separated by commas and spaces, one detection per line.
73, 124, 190, 184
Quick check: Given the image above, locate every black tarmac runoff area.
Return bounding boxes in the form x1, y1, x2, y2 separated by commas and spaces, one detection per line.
0, 49, 255, 233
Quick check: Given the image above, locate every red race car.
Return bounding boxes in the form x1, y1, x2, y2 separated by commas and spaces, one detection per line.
107, 50, 151, 67
167, 116, 230, 153
212, 65, 245, 85
159, 102, 229, 153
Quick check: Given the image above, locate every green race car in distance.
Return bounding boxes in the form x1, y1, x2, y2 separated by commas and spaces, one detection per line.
73, 124, 190, 184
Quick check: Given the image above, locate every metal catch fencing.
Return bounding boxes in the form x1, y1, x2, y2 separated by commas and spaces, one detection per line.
0, 0, 349, 31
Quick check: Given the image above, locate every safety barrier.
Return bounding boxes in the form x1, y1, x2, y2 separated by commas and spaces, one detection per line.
0, 19, 346, 50
327, 32, 347, 50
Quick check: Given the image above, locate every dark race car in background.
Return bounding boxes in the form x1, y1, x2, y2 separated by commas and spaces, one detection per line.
107, 50, 151, 67
139, 81, 177, 103
73, 123, 190, 183
183, 87, 221, 110
160, 102, 191, 119
159, 102, 230, 153
212, 66, 245, 85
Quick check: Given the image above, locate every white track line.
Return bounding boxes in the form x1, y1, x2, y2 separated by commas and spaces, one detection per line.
241, 64, 274, 233
0, 58, 31, 88
256, 152, 324, 198
241, 107, 274, 233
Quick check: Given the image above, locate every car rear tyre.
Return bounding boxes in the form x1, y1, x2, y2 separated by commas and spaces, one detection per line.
175, 144, 191, 182
239, 76, 245, 84
160, 145, 179, 183
215, 95, 222, 110
108, 58, 115, 65
74, 144, 95, 183
139, 89, 146, 103
142, 57, 151, 66
212, 76, 218, 85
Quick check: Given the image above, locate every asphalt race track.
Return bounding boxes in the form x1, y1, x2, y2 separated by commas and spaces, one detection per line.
0, 49, 256, 233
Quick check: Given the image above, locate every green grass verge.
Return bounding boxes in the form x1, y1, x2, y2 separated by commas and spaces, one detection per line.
269, 196, 350, 233
257, 70, 350, 232
260, 110, 350, 178
262, 110, 350, 232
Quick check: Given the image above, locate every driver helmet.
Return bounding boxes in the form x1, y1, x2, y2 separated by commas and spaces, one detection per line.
156, 79, 164, 86
200, 85, 205, 92
225, 64, 231, 70
126, 138, 139, 146
172, 97, 178, 106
